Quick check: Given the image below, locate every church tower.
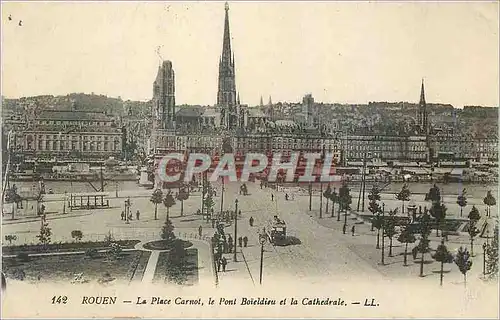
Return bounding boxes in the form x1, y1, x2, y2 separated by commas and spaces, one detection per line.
217, 2, 239, 129
152, 60, 176, 130
417, 79, 428, 135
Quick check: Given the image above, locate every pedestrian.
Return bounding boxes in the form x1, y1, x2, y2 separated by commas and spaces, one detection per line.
342, 224, 347, 235
239, 210, 242, 216
243, 236, 248, 247
271, 194, 274, 201
238, 236, 243, 247
198, 225, 203, 238
128, 213, 133, 221
136, 210, 140, 220
121, 211, 125, 220
285, 193, 289, 201
249, 216, 254, 227
351, 225, 355, 236
228, 241, 233, 253
228, 235, 233, 247
221, 257, 228, 272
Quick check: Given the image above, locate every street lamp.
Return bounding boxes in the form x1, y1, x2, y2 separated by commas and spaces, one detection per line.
482, 242, 488, 276
259, 231, 268, 285
234, 198, 238, 262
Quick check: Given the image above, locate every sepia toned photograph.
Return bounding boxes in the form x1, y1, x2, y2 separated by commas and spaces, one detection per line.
1, 1, 499, 318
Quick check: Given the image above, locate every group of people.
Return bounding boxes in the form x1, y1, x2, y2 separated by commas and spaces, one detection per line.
120, 209, 140, 221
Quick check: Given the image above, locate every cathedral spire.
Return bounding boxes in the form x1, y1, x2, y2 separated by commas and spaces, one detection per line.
217, 2, 238, 128
260, 96, 264, 106
420, 78, 426, 105
222, 2, 232, 66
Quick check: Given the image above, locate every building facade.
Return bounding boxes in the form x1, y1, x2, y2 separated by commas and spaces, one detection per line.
20, 109, 122, 162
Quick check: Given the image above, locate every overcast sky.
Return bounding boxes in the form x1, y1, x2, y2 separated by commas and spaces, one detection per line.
1, 1, 498, 107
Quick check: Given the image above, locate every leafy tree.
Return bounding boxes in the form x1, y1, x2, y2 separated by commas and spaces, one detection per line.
71, 230, 83, 242
395, 184, 411, 215
329, 187, 338, 218
163, 190, 176, 220
425, 184, 441, 204
467, 220, 480, 256
432, 239, 454, 286
483, 191, 496, 218
368, 185, 381, 231
339, 181, 352, 228
4, 185, 22, 219
486, 225, 498, 279
36, 219, 52, 249
5, 234, 17, 245
454, 246, 473, 286
323, 184, 332, 217
384, 209, 398, 257
176, 187, 190, 217
456, 189, 468, 217
416, 212, 432, 277
161, 218, 176, 242
430, 202, 447, 237
398, 225, 416, 266
468, 205, 481, 223
150, 188, 163, 220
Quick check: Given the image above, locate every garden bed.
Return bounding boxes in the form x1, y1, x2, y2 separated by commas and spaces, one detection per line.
2, 250, 150, 283
142, 239, 192, 251
2, 240, 141, 255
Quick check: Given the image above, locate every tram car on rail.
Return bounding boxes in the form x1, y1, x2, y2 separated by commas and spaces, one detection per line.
267, 215, 287, 245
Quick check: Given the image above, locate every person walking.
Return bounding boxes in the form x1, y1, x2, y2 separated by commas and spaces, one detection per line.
198, 225, 203, 238
238, 236, 243, 247
238, 210, 242, 216
351, 225, 355, 236
243, 236, 248, 247
228, 241, 233, 253
271, 194, 274, 201
136, 210, 140, 220
121, 211, 125, 221
228, 235, 233, 248
342, 224, 347, 235
249, 216, 254, 227
221, 257, 228, 272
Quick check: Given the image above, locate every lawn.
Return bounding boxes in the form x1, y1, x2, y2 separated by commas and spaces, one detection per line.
2, 250, 151, 283
153, 248, 199, 286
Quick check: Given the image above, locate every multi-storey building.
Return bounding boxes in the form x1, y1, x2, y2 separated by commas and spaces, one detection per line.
430, 133, 498, 162
344, 135, 428, 162
19, 109, 122, 162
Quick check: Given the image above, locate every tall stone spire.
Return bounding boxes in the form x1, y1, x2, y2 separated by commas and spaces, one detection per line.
418, 78, 428, 135
217, 2, 238, 129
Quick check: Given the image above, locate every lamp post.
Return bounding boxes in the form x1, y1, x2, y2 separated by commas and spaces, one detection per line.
482, 242, 488, 276
259, 231, 268, 285
63, 191, 67, 214
234, 198, 238, 262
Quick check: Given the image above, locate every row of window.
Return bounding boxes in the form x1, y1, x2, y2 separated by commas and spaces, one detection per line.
35, 140, 121, 152
36, 134, 118, 141
37, 120, 112, 126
